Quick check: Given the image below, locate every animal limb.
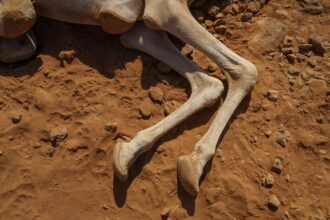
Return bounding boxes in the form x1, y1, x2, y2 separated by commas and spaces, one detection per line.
113, 22, 224, 181
143, 0, 258, 195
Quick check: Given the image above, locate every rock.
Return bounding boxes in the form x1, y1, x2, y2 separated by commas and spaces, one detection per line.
308, 35, 326, 56
267, 194, 280, 211
50, 127, 68, 147
58, 50, 76, 63
248, 18, 285, 55
300, 3, 324, 15
192, 10, 205, 23
11, 114, 22, 124
102, 204, 109, 210
157, 62, 172, 73
267, 90, 279, 102
264, 173, 275, 188
286, 54, 296, 63
208, 63, 218, 72
46, 147, 55, 157
232, 4, 240, 14
319, 149, 327, 155
247, 1, 261, 14
241, 12, 253, 22
276, 131, 288, 147
281, 47, 294, 55
0, 149, 3, 156
282, 36, 294, 48
299, 43, 313, 53
307, 59, 317, 68
271, 158, 283, 174
264, 129, 272, 138
105, 122, 117, 133
213, 19, 226, 26
139, 102, 151, 119
181, 45, 193, 57
215, 25, 227, 34
161, 207, 171, 218
208, 6, 220, 17
149, 87, 164, 103
288, 66, 300, 76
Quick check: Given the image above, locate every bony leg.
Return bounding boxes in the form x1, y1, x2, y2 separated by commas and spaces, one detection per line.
114, 23, 223, 181
143, 0, 257, 195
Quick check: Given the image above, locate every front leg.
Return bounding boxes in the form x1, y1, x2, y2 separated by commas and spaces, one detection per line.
113, 23, 223, 181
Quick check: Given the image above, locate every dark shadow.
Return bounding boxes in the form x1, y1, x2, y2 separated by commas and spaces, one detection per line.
0, 57, 42, 77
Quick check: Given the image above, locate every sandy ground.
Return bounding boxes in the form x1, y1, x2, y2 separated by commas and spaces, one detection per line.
0, 0, 329, 219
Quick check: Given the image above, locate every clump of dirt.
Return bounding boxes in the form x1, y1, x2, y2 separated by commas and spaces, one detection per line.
0, 0, 329, 219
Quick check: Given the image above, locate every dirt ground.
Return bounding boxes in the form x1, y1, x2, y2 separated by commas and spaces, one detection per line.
0, 0, 329, 219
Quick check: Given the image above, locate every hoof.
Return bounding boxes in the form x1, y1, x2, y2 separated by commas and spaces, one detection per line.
177, 154, 200, 196
113, 142, 129, 181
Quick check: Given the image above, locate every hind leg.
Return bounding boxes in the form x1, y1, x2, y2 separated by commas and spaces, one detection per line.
113, 22, 223, 181
0, 30, 37, 63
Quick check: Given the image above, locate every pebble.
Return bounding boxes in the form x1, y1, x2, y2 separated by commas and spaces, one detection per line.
308, 35, 326, 56
105, 122, 117, 133
208, 63, 218, 72
241, 12, 253, 22
149, 87, 164, 103
161, 207, 171, 218
267, 90, 279, 102
46, 147, 55, 157
276, 131, 288, 147
157, 62, 172, 73
58, 50, 76, 63
264, 173, 275, 188
267, 194, 280, 211
215, 25, 227, 34
181, 45, 193, 57
247, 1, 261, 14
139, 104, 151, 119
271, 158, 283, 174
299, 43, 313, 52
213, 19, 226, 26
208, 6, 220, 17
264, 129, 272, 138
307, 59, 317, 68
319, 149, 327, 155
50, 127, 68, 147
0, 149, 3, 156
281, 47, 294, 55
11, 114, 22, 124
102, 204, 109, 210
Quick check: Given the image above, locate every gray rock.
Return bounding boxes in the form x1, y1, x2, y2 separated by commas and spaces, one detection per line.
11, 114, 22, 124
309, 35, 326, 56
288, 66, 300, 76
248, 18, 285, 55
241, 12, 253, 22
50, 127, 68, 147
271, 158, 283, 174
267, 194, 280, 211
267, 90, 279, 102
105, 122, 117, 133
149, 87, 164, 103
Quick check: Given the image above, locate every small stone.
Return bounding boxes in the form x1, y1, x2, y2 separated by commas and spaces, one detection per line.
46, 147, 55, 157
213, 19, 226, 26
308, 35, 326, 56
241, 12, 253, 22
139, 104, 151, 119
215, 12, 224, 19
102, 204, 109, 210
267, 90, 279, 102
58, 50, 76, 63
208, 6, 220, 17
157, 62, 172, 73
281, 47, 294, 55
247, 1, 261, 14
215, 25, 227, 34
299, 43, 313, 52
286, 54, 296, 63
307, 59, 317, 68
204, 19, 214, 27
267, 194, 280, 211
181, 45, 193, 57
161, 207, 171, 218
50, 127, 68, 147
264, 173, 275, 188
296, 53, 307, 62
232, 4, 240, 14
11, 114, 22, 124
192, 10, 205, 23
149, 87, 164, 103
264, 130, 272, 138
288, 66, 300, 76
284, 211, 290, 219
319, 149, 327, 155
105, 122, 117, 133
271, 158, 283, 174
0, 149, 3, 156
276, 131, 288, 147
